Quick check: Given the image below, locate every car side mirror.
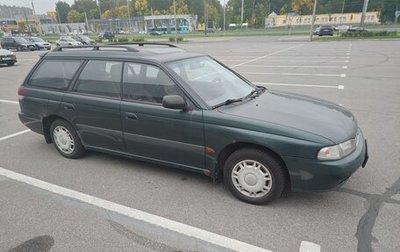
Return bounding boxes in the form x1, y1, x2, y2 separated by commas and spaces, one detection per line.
162, 95, 187, 110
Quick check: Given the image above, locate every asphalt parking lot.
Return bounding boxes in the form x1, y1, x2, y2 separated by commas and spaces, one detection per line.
1, 37, 399, 252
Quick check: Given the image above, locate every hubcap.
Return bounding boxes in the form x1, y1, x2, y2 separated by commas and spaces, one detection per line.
232, 160, 272, 198
53, 126, 74, 154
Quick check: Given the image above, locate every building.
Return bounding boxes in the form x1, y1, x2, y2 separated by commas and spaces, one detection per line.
265, 12, 380, 28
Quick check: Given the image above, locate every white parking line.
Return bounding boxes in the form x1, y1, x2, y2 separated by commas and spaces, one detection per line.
231, 44, 304, 68
239, 65, 345, 69
0, 130, 31, 142
244, 72, 346, 78
299, 241, 321, 252
0, 99, 19, 105
222, 59, 350, 63
255, 82, 345, 90
264, 56, 350, 59
0, 166, 272, 252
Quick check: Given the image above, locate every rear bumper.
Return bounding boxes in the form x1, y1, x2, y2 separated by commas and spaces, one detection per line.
18, 112, 43, 135
284, 133, 368, 192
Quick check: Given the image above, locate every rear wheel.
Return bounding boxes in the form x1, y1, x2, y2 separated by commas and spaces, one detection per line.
7, 62, 15, 66
224, 148, 285, 204
50, 119, 85, 159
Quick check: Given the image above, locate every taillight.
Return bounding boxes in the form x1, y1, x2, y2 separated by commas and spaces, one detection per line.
18, 86, 25, 99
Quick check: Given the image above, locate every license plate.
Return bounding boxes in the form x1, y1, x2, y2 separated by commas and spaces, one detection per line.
2, 57, 11, 60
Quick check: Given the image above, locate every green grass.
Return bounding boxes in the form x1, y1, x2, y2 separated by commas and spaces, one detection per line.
38, 24, 399, 43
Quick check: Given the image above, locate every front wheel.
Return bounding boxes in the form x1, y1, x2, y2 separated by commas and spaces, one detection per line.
50, 119, 85, 159
224, 148, 286, 205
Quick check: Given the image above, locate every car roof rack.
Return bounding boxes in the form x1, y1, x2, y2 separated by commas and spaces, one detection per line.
52, 45, 139, 52
106, 42, 178, 48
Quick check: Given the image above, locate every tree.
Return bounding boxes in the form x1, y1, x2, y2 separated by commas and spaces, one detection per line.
72, 0, 97, 13
135, 0, 148, 16
169, 0, 189, 14
101, 9, 113, 19
67, 9, 83, 23
291, 0, 313, 15
117, 5, 129, 18
56, 1, 71, 23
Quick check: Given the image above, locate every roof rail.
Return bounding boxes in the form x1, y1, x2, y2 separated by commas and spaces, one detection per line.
106, 42, 178, 48
52, 45, 139, 52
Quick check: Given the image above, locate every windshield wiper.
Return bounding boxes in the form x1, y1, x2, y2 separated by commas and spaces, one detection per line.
212, 98, 244, 109
246, 86, 266, 99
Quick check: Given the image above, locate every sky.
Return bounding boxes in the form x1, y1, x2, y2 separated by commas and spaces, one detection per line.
0, 0, 226, 15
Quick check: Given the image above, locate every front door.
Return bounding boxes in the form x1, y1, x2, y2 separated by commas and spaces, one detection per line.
120, 62, 205, 171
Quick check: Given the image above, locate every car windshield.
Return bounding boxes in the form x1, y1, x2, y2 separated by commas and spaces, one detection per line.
15, 37, 29, 43
31, 37, 44, 42
167, 56, 255, 108
62, 37, 76, 42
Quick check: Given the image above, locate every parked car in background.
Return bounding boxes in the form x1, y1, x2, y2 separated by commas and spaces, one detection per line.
346, 27, 368, 33
17, 43, 368, 205
55, 37, 82, 46
0, 47, 17, 66
26, 37, 51, 50
149, 30, 162, 36
313, 25, 335, 36
0, 37, 35, 51
98, 31, 115, 40
72, 35, 96, 45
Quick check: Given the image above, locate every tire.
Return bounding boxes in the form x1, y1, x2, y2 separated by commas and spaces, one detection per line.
50, 119, 85, 159
223, 148, 285, 205
7, 62, 15, 66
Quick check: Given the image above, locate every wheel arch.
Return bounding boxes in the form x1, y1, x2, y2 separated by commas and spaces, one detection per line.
216, 142, 291, 192
42, 115, 73, 144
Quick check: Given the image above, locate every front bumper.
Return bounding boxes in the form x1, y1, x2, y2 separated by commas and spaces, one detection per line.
0, 54, 17, 64
284, 133, 368, 192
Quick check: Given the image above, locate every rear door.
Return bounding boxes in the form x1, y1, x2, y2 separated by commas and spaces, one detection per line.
62, 60, 124, 152
120, 62, 205, 171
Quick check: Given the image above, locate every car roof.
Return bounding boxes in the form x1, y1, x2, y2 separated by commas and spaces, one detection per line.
43, 44, 204, 64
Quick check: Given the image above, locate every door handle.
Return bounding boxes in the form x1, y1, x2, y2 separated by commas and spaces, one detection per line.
125, 112, 138, 120
63, 103, 75, 110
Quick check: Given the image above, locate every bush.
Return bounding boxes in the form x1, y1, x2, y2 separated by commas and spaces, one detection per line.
132, 37, 145, 42
117, 37, 129, 42
341, 30, 397, 38
168, 36, 184, 42
95, 38, 103, 43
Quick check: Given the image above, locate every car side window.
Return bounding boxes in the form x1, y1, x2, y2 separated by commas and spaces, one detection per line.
28, 60, 82, 90
123, 62, 179, 104
75, 60, 122, 98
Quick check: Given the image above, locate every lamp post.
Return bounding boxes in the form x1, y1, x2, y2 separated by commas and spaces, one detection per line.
126, 0, 132, 32
241, 0, 244, 29
223, 0, 226, 34
309, 0, 317, 41
173, 0, 177, 42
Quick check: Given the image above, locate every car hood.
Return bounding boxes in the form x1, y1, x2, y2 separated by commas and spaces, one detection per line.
0, 48, 12, 55
219, 90, 357, 144
35, 42, 49, 45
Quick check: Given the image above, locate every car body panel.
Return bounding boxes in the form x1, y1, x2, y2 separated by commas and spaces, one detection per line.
121, 101, 205, 171
61, 93, 124, 151
1, 37, 35, 51
17, 45, 368, 194
0, 48, 17, 65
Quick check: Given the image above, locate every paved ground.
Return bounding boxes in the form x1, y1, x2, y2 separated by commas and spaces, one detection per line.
0, 37, 399, 252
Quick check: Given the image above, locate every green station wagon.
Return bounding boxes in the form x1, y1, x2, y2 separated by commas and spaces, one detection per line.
18, 43, 368, 204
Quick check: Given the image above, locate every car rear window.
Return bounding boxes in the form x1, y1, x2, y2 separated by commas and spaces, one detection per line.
28, 60, 82, 90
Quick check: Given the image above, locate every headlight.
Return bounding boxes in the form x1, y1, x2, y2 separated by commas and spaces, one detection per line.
10, 52, 13, 55
317, 132, 360, 160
